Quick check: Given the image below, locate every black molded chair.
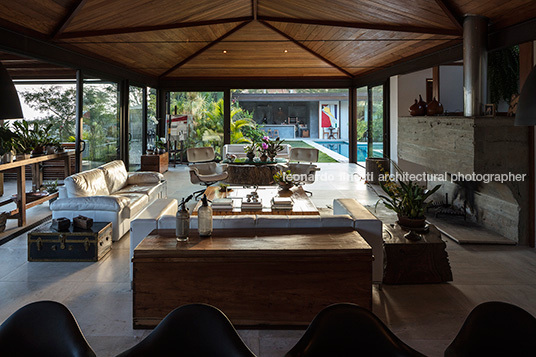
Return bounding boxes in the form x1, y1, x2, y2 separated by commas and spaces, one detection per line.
285, 303, 425, 357
117, 303, 256, 357
0, 300, 95, 357
445, 301, 536, 357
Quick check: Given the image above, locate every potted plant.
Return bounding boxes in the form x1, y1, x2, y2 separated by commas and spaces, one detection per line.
42, 179, 59, 203
376, 161, 440, 231
0, 126, 18, 163
11, 120, 35, 160
155, 136, 166, 154
31, 122, 53, 155
244, 142, 256, 161
273, 169, 295, 191
260, 136, 284, 161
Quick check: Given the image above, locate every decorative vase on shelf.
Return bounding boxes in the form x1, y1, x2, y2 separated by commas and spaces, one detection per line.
246, 151, 255, 161
409, 99, 425, 116
426, 97, 444, 116
268, 154, 276, 162
418, 95, 428, 115
397, 214, 426, 230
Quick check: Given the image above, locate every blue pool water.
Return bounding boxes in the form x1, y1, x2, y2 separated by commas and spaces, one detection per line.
315, 141, 383, 161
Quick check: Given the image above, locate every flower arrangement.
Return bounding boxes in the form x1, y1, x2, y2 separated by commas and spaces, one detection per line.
260, 136, 284, 160
273, 169, 294, 190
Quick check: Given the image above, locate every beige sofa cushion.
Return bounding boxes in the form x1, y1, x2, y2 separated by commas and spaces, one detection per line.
99, 160, 128, 194
127, 172, 164, 185
64, 168, 109, 197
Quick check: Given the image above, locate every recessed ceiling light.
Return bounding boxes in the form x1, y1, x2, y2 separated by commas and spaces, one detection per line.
223, 50, 227, 54
284, 50, 288, 53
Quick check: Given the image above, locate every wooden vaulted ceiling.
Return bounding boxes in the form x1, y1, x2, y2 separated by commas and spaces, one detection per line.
0, 0, 535, 81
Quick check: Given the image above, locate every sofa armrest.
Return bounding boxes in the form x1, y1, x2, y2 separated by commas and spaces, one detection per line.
50, 196, 130, 212
58, 186, 68, 199
127, 172, 165, 185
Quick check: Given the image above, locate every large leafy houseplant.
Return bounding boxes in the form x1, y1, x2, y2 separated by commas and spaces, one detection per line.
0, 126, 18, 158
376, 161, 440, 227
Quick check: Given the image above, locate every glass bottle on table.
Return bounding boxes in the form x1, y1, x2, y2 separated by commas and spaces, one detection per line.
176, 198, 189, 242
198, 194, 213, 237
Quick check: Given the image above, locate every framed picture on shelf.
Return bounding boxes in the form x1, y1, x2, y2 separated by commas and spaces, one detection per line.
484, 104, 495, 117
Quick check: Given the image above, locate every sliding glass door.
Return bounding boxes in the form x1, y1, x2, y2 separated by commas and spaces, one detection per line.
356, 83, 387, 163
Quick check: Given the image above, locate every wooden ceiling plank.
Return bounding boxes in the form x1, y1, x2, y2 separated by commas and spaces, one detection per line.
57, 17, 252, 39
252, 0, 258, 20
160, 21, 251, 78
434, 0, 463, 31
51, 0, 88, 39
257, 16, 461, 36
260, 20, 353, 78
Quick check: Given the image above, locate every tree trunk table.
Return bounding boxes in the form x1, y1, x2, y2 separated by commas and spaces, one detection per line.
383, 224, 452, 284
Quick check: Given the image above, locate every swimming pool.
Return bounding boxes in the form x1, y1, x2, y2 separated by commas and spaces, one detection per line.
315, 141, 383, 161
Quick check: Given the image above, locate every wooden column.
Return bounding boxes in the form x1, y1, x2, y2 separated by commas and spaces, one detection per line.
519, 41, 535, 248
16, 166, 25, 226
74, 69, 83, 173
224, 89, 231, 145
348, 87, 358, 163
433, 66, 440, 101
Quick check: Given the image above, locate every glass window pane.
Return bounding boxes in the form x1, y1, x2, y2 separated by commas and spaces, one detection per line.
83, 82, 119, 170
147, 88, 157, 151
356, 86, 368, 163
371, 85, 384, 158
129, 86, 144, 171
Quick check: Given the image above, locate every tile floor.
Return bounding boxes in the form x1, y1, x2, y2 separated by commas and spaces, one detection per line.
0, 163, 535, 356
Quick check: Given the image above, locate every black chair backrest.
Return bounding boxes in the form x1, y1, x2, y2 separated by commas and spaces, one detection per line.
445, 301, 536, 357
0, 300, 96, 357
285, 303, 425, 357
117, 303, 256, 357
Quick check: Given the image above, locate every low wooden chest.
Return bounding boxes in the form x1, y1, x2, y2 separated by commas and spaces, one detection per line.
28, 222, 112, 262
141, 152, 168, 173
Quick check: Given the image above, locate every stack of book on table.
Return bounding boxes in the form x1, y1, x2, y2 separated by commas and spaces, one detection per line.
212, 198, 233, 211
271, 197, 293, 211
241, 199, 263, 211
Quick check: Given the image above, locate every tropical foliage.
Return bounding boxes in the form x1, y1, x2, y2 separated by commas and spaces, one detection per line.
488, 45, 519, 106
376, 161, 441, 219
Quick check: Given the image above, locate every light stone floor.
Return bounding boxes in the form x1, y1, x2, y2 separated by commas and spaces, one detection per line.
1, 163, 536, 356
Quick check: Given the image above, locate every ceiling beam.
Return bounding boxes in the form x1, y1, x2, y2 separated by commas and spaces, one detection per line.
257, 16, 461, 36
160, 21, 251, 78
252, 0, 258, 21
434, 0, 463, 31
56, 17, 252, 39
260, 20, 354, 78
51, 0, 88, 39
488, 17, 536, 51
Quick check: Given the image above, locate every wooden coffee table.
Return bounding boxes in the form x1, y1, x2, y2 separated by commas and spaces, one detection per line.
192, 186, 319, 215
132, 228, 372, 328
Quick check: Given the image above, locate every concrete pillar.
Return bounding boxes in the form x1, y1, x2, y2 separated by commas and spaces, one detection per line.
463, 15, 488, 117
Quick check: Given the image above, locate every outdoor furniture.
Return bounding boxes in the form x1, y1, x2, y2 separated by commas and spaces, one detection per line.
285, 303, 425, 357
187, 147, 228, 198
132, 228, 372, 328
118, 304, 256, 357
0, 301, 96, 357
50, 160, 167, 241
445, 301, 536, 357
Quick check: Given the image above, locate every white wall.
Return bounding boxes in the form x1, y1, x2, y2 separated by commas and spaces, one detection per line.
439, 66, 463, 113
397, 68, 432, 117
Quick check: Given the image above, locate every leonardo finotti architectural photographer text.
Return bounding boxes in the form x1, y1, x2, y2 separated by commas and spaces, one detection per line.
373, 172, 527, 184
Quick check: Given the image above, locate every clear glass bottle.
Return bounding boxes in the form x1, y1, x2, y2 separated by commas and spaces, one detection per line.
176, 199, 189, 242
198, 194, 213, 237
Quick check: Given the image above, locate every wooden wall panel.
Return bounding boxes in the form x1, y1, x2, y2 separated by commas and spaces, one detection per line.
258, 0, 457, 30
0, 0, 72, 35
65, 0, 251, 32
61, 23, 239, 76
454, 0, 536, 30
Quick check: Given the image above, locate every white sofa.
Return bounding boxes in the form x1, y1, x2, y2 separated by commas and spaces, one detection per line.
150, 198, 383, 283
51, 160, 167, 241
223, 144, 291, 159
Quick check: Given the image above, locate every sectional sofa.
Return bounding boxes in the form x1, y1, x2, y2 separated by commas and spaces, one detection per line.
50, 160, 167, 241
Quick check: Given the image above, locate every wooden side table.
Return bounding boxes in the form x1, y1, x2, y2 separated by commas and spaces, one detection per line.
383, 224, 452, 284
141, 152, 168, 173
